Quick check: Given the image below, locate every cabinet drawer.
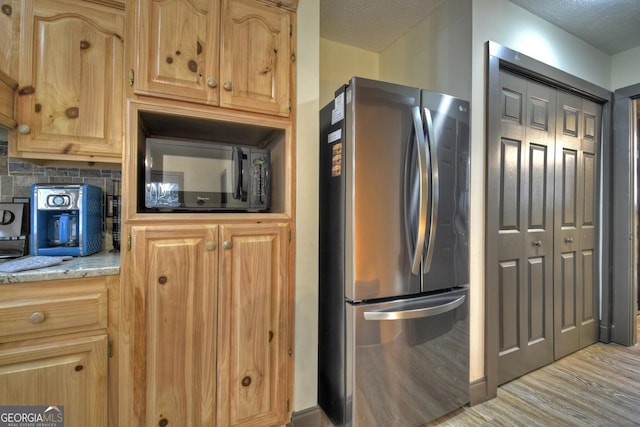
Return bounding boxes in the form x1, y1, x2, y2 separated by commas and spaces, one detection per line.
0, 285, 107, 342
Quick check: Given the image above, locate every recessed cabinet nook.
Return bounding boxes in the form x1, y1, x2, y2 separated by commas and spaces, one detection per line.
0, 0, 297, 426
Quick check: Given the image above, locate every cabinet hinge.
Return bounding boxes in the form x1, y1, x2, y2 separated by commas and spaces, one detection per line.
289, 24, 292, 37
289, 99, 292, 112
287, 228, 291, 242
108, 340, 114, 358
127, 233, 132, 251
128, 69, 134, 86
286, 399, 290, 412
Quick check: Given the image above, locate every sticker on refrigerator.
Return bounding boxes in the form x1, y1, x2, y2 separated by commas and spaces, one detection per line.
331, 142, 342, 177
331, 92, 344, 124
328, 129, 341, 143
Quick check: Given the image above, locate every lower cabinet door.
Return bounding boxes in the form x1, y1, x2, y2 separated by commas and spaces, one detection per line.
217, 223, 291, 427
131, 225, 219, 427
129, 222, 291, 427
0, 334, 108, 427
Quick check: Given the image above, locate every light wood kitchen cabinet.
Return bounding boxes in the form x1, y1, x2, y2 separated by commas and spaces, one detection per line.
131, 0, 295, 117
129, 224, 218, 427
133, 0, 220, 106
216, 223, 291, 427
0, 0, 17, 79
0, 277, 112, 427
0, 0, 17, 129
219, 0, 292, 116
0, 70, 17, 129
125, 221, 292, 427
10, 0, 124, 163
0, 335, 108, 427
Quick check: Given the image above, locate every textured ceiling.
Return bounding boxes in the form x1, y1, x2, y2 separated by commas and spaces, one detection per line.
319, 0, 640, 55
509, 0, 640, 54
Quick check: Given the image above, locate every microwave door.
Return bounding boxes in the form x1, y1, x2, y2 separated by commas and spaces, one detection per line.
145, 138, 248, 210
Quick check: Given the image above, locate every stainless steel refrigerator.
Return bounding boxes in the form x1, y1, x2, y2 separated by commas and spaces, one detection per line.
318, 77, 470, 426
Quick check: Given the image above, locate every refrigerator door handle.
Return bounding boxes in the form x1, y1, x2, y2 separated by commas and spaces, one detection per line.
363, 295, 465, 321
423, 107, 439, 272
409, 106, 429, 275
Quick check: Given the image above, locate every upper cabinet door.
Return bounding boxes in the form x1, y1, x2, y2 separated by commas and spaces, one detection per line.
0, 0, 17, 78
15, 0, 124, 161
135, 0, 220, 104
220, 0, 291, 117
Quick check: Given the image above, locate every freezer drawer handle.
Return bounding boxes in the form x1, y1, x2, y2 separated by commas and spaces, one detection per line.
363, 295, 465, 321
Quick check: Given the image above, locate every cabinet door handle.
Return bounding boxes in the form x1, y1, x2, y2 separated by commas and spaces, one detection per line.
223, 81, 232, 91
206, 77, 218, 88
206, 241, 217, 251
532, 240, 542, 247
30, 312, 45, 324
565, 237, 574, 243
223, 240, 232, 250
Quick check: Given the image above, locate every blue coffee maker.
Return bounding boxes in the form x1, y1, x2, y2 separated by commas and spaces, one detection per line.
31, 184, 103, 257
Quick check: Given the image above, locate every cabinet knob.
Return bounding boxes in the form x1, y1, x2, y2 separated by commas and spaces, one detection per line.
532, 240, 542, 247
206, 77, 218, 88
565, 237, 574, 244
223, 240, 232, 250
18, 124, 31, 135
30, 312, 45, 324
206, 241, 217, 251
223, 81, 232, 91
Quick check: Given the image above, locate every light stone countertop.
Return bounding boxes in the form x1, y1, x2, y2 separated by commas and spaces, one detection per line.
0, 251, 120, 284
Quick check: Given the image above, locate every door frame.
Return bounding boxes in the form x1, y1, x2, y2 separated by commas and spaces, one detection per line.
483, 41, 613, 401
612, 83, 640, 346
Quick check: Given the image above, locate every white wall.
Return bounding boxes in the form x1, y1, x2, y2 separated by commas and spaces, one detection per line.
469, 0, 613, 382
379, 0, 472, 101
319, 38, 379, 107
294, 0, 320, 412
612, 45, 640, 90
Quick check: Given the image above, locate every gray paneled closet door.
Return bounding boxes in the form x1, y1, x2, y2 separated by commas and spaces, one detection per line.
496, 70, 556, 385
554, 91, 600, 359
495, 71, 601, 385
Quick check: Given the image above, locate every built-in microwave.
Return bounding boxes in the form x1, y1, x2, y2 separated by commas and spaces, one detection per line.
141, 138, 270, 212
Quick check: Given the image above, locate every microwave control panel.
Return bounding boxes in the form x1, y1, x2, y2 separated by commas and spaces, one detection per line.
250, 151, 270, 210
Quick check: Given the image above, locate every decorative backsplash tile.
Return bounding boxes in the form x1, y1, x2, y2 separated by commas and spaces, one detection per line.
0, 140, 122, 251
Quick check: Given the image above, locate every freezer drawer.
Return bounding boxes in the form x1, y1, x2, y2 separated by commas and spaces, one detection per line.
346, 288, 469, 426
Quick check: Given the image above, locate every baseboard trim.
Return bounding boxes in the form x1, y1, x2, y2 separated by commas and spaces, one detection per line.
469, 377, 489, 406
599, 323, 612, 343
287, 405, 322, 427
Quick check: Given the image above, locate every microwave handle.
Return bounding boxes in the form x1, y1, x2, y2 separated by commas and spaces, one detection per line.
232, 147, 244, 200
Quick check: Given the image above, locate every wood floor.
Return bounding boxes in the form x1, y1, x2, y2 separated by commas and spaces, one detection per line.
321, 317, 640, 426
427, 316, 640, 426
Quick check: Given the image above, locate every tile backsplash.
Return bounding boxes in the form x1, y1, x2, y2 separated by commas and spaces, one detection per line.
0, 139, 121, 251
